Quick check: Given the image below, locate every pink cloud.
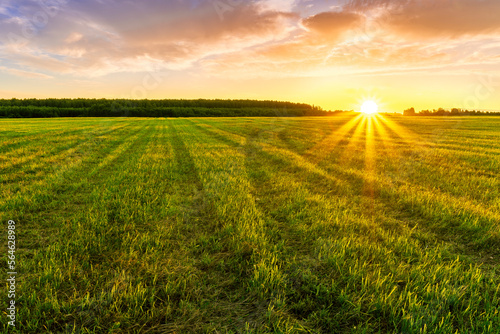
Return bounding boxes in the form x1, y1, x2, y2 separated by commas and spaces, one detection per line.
301, 11, 364, 39
1, 0, 499, 80
1, 0, 299, 76
347, 0, 500, 37
0, 66, 53, 79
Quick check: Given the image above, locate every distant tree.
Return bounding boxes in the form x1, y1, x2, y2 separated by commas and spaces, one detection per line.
435, 108, 446, 116
403, 107, 416, 116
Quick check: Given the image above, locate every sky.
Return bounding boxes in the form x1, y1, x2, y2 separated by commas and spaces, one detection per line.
0, 0, 499, 112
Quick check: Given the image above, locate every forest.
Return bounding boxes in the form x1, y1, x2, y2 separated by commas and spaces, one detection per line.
403, 107, 500, 116
0, 98, 347, 118
2, 99, 498, 118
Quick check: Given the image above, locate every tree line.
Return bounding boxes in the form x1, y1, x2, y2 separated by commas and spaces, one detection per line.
403, 107, 500, 116
0, 98, 350, 118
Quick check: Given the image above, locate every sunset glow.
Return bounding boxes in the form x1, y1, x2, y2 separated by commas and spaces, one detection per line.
1, 0, 499, 112
361, 101, 378, 115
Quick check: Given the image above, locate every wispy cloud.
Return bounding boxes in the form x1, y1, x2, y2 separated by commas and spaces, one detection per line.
346, 0, 500, 37
0, 66, 53, 79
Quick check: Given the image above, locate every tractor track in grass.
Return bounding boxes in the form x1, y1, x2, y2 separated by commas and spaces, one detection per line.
13, 121, 160, 333
193, 119, 500, 271
189, 119, 369, 331
0, 122, 146, 230
0, 123, 131, 185
202, 118, 498, 223
151, 121, 270, 332
169, 120, 301, 332
1, 123, 149, 254
0, 121, 114, 153
1, 117, 499, 333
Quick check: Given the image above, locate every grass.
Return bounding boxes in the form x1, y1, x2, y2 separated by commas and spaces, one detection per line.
1, 115, 499, 333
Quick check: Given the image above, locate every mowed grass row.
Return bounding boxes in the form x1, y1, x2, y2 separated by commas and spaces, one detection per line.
1, 116, 499, 333
189, 116, 500, 332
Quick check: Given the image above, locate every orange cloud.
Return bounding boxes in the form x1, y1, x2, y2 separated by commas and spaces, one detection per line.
0, 66, 53, 79
1, 0, 499, 82
347, 0, 500, 37
1, 0, 298, 76
301, 11, 364, 39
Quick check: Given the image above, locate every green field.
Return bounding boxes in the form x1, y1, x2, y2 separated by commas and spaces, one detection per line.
1, 115, 499, 333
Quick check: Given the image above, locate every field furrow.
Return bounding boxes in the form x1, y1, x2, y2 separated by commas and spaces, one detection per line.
1, 116, 499, 334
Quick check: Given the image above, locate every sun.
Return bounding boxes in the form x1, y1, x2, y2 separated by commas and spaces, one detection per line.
360, 101, 378, 114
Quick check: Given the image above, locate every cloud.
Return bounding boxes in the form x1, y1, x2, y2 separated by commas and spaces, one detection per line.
199, 3, 500, 80
0, 66, 53, 79
200, 38, 454, 79
346, 0, 500, 37
0, 0, 298, 76
301, 11, 364, 39
0, 0, 499, 80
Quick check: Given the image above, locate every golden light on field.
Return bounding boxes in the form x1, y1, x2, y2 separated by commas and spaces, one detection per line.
360, 101, 378, 115
303, 112, 427, 215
